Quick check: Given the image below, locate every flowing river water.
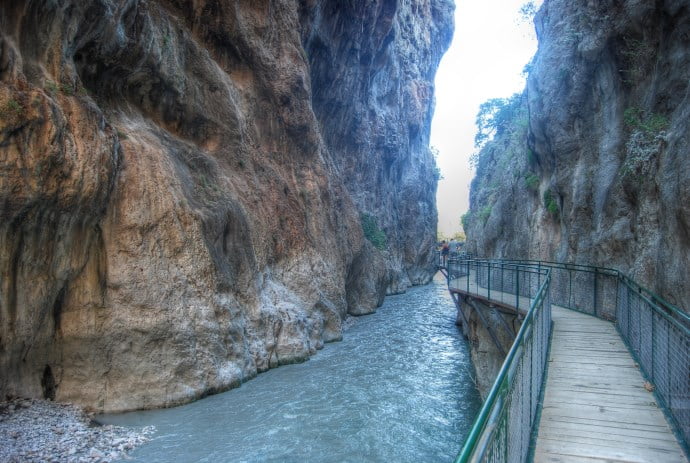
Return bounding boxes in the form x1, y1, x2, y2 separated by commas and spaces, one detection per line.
99, 276, 482, 462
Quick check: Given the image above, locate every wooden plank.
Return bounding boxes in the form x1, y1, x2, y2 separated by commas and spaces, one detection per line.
537, 432, 683, 453
535, 437, 686, 463
542, 418, 679, 441
534, 306, 687, 463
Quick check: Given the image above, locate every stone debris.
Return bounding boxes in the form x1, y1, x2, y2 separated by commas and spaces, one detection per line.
0, 398, 154, 463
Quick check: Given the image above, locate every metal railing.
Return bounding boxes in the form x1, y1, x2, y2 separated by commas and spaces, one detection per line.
435, 249, 474, 268
448, 259, 690, 461
491, 260, 689, 448
616, 273, 690, 449
449, 260, 547, 314
450, 260, 552, 463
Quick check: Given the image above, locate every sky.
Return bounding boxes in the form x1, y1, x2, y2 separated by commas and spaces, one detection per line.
431, 0, 542, 237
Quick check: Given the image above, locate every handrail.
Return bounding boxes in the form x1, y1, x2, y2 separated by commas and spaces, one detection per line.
452, 260, 552, 463
617, 272, 690, 329
492, 259, 688, 326
450, 258, 690, 461
618, 275, 690, 336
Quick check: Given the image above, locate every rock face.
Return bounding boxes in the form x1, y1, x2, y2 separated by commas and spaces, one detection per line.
464, 0, 690, 311
455, 299, 516, 399
0, 1, 452, 411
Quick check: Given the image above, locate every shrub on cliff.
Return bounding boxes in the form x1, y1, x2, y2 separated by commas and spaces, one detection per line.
543, 189, 559, 218
361, 213, 387, 251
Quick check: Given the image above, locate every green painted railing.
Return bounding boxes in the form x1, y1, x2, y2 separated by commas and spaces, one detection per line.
448, 259, 690, 462
450, 260, 552, 463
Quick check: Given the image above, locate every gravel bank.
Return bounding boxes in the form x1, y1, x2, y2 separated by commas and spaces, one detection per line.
0, 398, 153, 463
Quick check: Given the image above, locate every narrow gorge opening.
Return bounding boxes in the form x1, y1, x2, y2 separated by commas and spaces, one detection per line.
432, 0, 541, 242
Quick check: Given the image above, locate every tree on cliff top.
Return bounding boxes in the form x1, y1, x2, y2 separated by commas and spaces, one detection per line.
473, 92, 525, 152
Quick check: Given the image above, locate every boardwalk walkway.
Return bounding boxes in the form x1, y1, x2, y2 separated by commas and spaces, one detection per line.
534, 307, 686, 462
449, 275, 534, 314
449, 273, 688, 463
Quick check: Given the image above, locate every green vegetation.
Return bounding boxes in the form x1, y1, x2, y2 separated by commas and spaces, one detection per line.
438, 230, 466, 242
45, 80, 58, 95
478, 205, 492, 224
623, 107, 668, 135
543, 189, 559, 218
60, 83, 74, 96
461, 212, 471, 232
2, 99, 23, 118
518, 1, 538, 21
452, 230, 466, 242
620, 107, 669, 180
473, 92, 525, 152
524, 172, 539, 191
620, 36, 654, 83
361, 213, 387, 251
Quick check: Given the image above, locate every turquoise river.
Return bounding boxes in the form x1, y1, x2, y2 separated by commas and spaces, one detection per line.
99, 276, 482, 462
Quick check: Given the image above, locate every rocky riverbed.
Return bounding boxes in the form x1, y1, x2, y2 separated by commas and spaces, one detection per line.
0, 398, 153, 463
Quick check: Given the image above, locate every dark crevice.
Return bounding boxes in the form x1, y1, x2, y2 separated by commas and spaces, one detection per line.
52, 286, 66, 333
41, 365, 56, 400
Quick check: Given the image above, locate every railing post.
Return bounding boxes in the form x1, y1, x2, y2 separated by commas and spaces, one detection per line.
651, 311, 655, 382
488, 262, 492, 301
569, 269, 573, 309
467, 261, 471, 293
516, 266, 520, 311
593, 267, 599, 317
501, 262, 504, 298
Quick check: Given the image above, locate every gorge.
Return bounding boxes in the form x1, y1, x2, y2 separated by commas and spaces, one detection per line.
0, 0, 452, 412
2, 0, 689, 461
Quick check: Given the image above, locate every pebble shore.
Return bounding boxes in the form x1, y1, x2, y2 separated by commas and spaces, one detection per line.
0, 398, 154, 463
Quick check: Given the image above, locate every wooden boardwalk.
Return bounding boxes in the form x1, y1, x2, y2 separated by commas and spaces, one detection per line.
449, 276, 534, 314
534, 306, 687, 463
449, 275, 687, 462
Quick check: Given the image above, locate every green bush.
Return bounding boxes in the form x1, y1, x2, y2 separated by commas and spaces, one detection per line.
478, 205, 492, 224
2, 99, 23, 117
543, 189, 559, 218
461, 212, 471, 231
361, 213, 387, 251
45, 81, 58, 95
60, 83, 74, 96
524, 172, 539, 191
624, 107, 669, 135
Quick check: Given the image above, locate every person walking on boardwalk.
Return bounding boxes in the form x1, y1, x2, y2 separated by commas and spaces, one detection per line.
449, 238, 458, 257
441, 240, 449, 267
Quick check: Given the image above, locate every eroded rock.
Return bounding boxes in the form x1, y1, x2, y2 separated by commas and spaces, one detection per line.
0, 1, 452, 411
464, 0, 690, 311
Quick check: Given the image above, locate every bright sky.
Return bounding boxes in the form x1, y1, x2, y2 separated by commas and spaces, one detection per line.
431, 0, 542, 236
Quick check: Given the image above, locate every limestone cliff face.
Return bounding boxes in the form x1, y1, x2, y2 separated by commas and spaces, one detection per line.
465, 0, 690, 311
0, 1, 452, 411
303, 1, 452, 294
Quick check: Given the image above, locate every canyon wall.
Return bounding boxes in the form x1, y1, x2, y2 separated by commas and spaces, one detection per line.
464, 0, 690, 311
0, 0, 452, 411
